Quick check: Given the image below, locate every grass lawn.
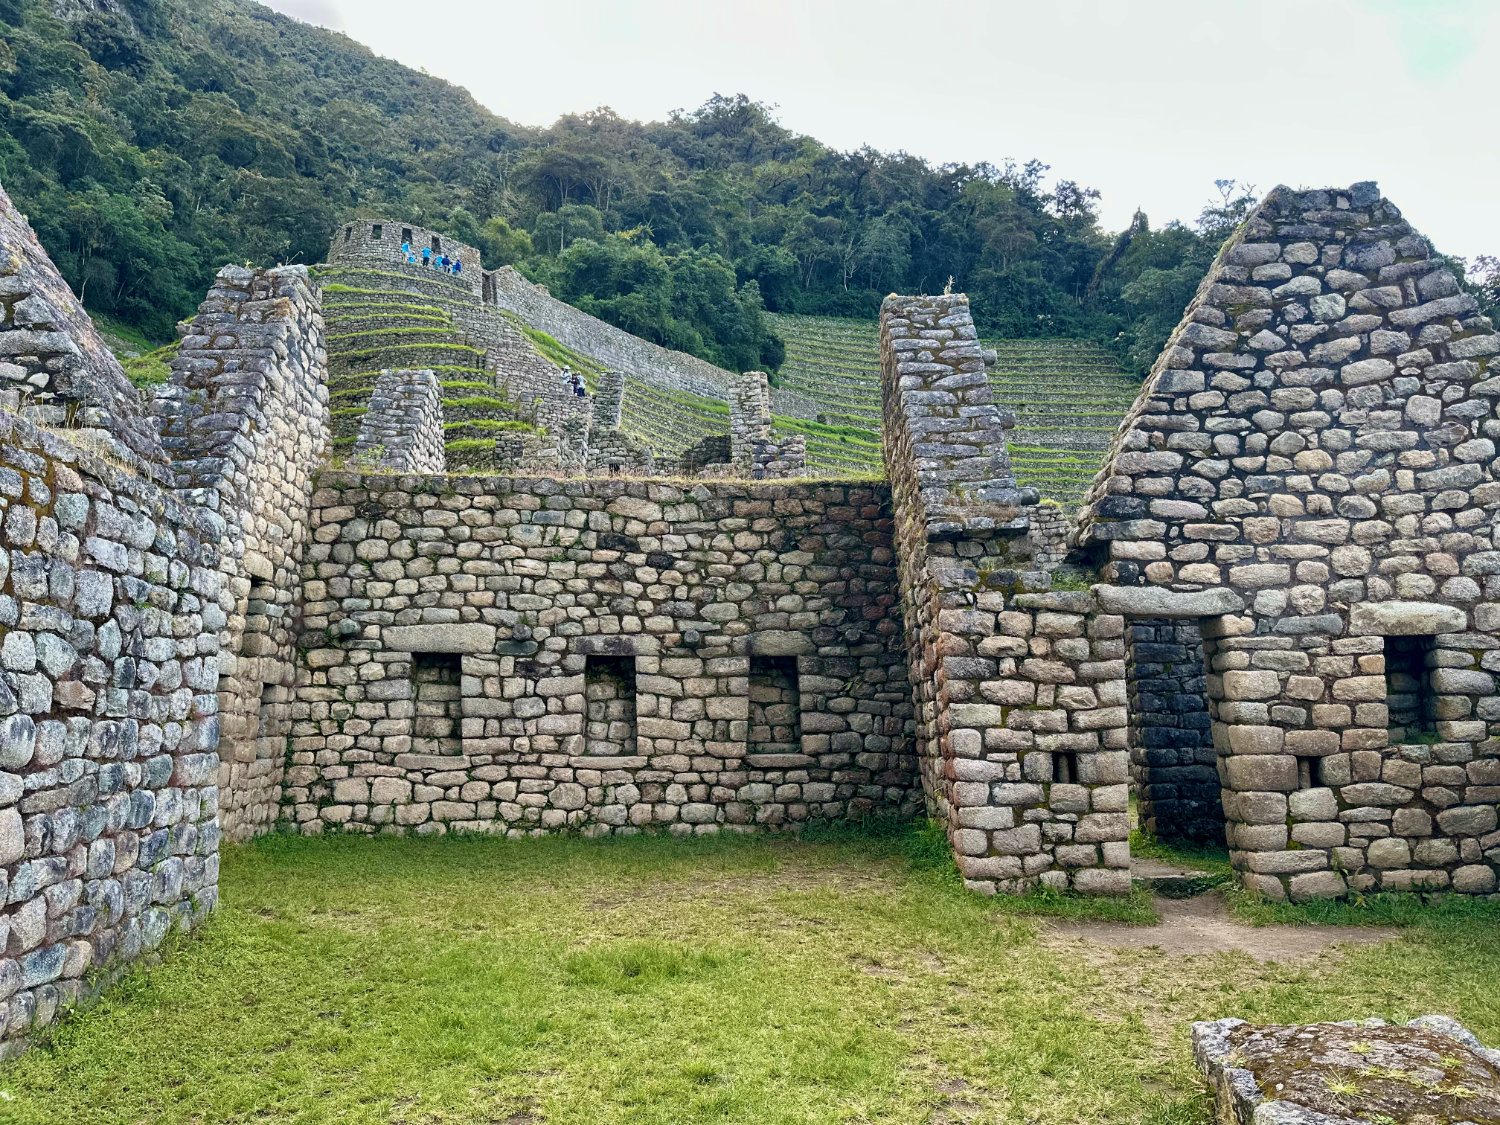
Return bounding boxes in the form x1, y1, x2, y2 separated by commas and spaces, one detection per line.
5, 826, 1499, 1125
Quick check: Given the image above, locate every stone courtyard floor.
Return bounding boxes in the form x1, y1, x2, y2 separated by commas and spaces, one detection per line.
6, 828, 1498, 1125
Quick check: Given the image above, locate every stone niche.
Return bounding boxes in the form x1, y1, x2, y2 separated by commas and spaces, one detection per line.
1071, 182, 1500, 900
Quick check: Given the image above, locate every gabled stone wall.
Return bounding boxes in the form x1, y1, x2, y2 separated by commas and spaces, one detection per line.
1075, 183, 1500, 899
153, 266, 330, 842
0, 184, 166, 472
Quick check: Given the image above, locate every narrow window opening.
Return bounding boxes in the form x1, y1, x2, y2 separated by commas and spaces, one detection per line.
412, 653, 463, 755
402, 227, 413, 244
1296, 755, 1325, 790
1052, 751, 1077, 784
1385, 635, 1436, 742
371, 223, 383, 240
256, 681, 288, 766
431, 235, 442, 253
748, 656, 801, 756
585, 656, 636, 757
344, 226, 352, 243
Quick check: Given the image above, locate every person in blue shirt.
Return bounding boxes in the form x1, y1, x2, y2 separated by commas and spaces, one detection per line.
453, 259, 463, 277
421, 247, 432, 268
401, 240, 411, 257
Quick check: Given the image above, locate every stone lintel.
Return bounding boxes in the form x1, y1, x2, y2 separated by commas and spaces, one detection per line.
575, 634, 661, 656
1092, 585, 1247, 618
1349, 600, 1467, 636
384, 623, 497, 653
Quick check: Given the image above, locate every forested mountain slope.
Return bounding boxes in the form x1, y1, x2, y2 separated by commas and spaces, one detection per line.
4, 0, 1493, 373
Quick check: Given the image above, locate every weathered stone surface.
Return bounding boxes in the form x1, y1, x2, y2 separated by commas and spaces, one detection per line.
1093, 585, 1245, 618
1349, 601, 1467, 636
385, 624, 498, 654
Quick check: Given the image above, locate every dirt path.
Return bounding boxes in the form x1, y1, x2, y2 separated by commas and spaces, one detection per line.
1043, 892, 1399, 960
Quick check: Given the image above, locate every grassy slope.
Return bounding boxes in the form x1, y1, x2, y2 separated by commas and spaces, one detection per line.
6, 830, 1498, 1125
768, 314, 1144, 497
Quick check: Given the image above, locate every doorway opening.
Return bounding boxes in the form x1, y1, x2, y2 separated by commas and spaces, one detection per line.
1125, 618, 1225, 845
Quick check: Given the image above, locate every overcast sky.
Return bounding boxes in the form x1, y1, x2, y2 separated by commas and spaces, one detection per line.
263, 0, 1498, 263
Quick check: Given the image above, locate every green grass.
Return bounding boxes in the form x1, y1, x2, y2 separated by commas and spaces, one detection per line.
6, 826, 1499, 1125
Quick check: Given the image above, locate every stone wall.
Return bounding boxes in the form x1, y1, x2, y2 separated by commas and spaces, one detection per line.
354, 369, 446, 474
0, 411, 220, 1058
879, 293, 1130, 895
152, 266, 329, 843
285, 475, 918, 835
730, 371, 806, 480
329, 220, 481, 297
485, 267, 741, 405
1075, 183, 1500, 899
0, 182, 166, 472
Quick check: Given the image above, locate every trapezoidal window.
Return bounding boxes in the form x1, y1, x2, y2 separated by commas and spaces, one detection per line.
749, 656, 801, 757
1385, 635, 1436, 742
344, 226, 353, 243
402, 227, 413, 244
371, 223, 383, 240
585, 656, 636, 757
412, 653, 463, 755
431, 235, 442, 253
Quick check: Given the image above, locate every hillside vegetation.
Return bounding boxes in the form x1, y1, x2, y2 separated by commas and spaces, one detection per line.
0, 0, 1405, 379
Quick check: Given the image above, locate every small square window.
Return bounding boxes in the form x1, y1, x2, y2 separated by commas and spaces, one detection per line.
1052, 751, 1077, 784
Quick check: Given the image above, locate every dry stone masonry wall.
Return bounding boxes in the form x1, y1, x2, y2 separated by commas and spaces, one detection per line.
285, 475, 918, 835
730, 370, 807, 480
0, 185, 166, 472
331, 220, 481, 297
152, 266, 329, 843
878, 294, 1131, 895
0, 410, 220, 1058
354, 370, 446, 474
1075, 183, 1500, 899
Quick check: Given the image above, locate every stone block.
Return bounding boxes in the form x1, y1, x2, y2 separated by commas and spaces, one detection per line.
385, 624, 497, 653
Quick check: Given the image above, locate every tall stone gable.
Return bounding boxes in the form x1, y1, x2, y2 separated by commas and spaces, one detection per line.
1075, 183, 1500, 900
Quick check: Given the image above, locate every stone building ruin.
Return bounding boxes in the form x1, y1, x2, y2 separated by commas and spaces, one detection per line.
0, 178, 1496, 1056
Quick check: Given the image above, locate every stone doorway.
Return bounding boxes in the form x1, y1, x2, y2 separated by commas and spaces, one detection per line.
1124, 619, 1225, 845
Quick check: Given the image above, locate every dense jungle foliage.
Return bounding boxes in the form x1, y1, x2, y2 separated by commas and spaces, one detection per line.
1, 0, 1494, 372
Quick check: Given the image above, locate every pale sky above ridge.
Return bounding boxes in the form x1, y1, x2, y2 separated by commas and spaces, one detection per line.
263, 0, 1500, 265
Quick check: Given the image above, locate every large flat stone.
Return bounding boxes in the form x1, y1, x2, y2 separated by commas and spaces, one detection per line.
384, 623, 497, 653
1092, 585, 1245, 618
1349, 601, 1466, 636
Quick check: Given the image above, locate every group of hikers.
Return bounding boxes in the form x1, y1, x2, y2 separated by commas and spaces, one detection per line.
402, 240, 463, 276
563, 366, 587, 399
